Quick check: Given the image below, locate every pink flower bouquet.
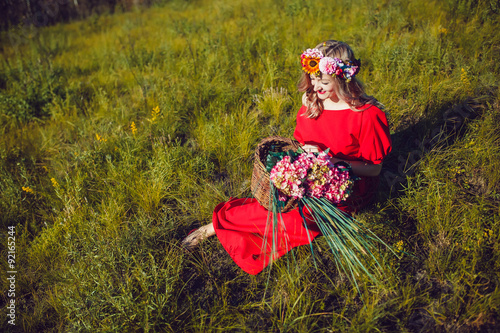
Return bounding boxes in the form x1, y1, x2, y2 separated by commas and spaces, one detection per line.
259, 144, 395, 291
269, 151, 354, 203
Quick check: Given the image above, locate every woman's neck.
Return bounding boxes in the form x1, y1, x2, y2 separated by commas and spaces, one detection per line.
323, 98, 351, 110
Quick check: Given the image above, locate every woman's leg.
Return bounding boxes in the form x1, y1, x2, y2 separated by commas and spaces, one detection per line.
181, 223, 216, 249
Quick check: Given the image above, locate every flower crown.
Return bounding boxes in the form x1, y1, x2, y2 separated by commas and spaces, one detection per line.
300, 48, 360, 82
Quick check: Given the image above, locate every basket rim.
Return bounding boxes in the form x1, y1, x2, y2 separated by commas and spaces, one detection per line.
254, 136, 301, 163
251, 136, 301, 213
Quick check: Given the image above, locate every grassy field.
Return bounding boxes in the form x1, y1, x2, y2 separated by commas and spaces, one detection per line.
1, 0, 499, 331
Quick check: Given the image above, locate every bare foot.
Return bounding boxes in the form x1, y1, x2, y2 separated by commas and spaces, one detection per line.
181, 223, 216, 250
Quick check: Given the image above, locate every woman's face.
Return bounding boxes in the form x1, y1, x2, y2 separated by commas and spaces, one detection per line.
310, 74, 336, 101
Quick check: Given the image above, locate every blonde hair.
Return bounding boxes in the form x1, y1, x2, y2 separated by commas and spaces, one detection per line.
297, 40, 378, 118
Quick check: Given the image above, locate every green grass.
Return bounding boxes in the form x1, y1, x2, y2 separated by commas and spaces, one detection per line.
1, 0, 499, 331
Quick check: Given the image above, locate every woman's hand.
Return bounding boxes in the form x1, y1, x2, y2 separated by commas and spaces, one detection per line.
302, 144, 320, 153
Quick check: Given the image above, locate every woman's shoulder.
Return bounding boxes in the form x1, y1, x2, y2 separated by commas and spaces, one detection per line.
357, 103, 388, 118
355, 102, 383, 112
357, 103, 390, 131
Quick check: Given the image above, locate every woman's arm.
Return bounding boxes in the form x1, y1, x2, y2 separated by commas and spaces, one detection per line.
330, 157, 382, 177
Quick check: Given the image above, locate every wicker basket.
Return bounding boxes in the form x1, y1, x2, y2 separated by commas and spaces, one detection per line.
251, 136, 301, 213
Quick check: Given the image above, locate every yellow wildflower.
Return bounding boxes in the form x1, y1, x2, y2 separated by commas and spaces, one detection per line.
22, 186, 34, 194
461, 68, 472, 92
150, 106, 161, 123
395, 240, 404, 252
438, 27, 448, 35
131, 121, 137, 135
51, 178, 59, 187
95, 134, 107, 142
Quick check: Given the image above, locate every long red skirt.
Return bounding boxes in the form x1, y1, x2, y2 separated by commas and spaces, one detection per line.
212, 198, 322, 274
212, 176, 378, 275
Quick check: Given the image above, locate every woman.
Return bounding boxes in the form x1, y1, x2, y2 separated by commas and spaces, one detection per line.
182, 40, 392, 275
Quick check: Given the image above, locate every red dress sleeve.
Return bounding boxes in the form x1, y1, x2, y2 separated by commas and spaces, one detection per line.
357, 106, 392, 165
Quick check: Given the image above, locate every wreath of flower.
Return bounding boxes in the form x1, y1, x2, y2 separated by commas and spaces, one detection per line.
300, 48, 360, 82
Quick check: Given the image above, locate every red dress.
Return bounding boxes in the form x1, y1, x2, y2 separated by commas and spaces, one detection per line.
212, 104, 392, 275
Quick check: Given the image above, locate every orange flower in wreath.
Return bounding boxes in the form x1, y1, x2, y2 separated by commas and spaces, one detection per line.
300, 48, 324, 75
301, 57, 321, 74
